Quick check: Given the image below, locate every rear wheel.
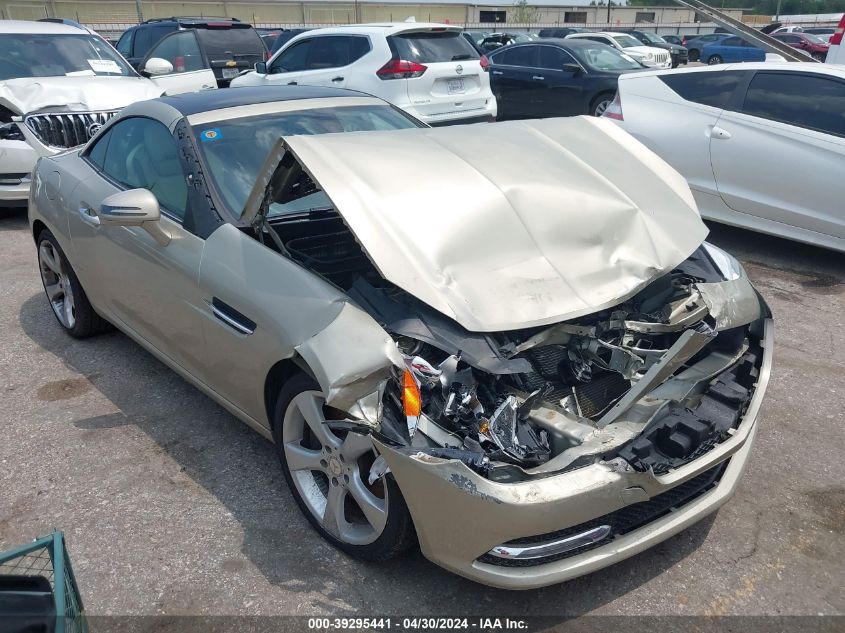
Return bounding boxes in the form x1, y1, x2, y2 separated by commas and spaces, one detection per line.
812, 53, 827, 62
590, 92, 614, 117
272, 373, 415, 561
707, 54, 723, 65
37, 230, 111, 338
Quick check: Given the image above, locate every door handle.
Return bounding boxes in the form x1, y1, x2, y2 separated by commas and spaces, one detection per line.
200, 84, 215, 90
711, 125, 732, 140
211, 298, 256, 336
78, 205, 100, 226
331, 76, 344, 82
491, 70, 503, 75
532, 75, 545, 81
287, 81, 297, 85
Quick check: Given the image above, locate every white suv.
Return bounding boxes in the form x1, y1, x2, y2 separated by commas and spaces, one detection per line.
0, 20, 164, 206
231, 23, 497, 125
565, 32, 672, 69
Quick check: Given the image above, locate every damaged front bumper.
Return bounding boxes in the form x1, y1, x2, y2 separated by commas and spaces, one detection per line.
374, 314, 772, 589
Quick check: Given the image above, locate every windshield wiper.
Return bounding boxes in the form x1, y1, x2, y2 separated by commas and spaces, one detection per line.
451, 54, 472, 61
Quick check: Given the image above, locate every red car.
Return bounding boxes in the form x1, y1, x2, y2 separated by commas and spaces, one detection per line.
773, 32, 830, 61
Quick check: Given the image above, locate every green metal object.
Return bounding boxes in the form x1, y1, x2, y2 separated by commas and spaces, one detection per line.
0, 531, 88, 633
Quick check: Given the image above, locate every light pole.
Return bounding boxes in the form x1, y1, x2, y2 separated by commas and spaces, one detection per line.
134, 0, 143, 22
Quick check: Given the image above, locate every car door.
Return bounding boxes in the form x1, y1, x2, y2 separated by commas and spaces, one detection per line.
488, 45, 539, 119
534, 45, 584, 117
295, 35, 371, 89
141, 31, 217, 94
710, 70, 845, 239
638, 70, 746, 198
262, 38, 312, 85
67, 116, 210, 377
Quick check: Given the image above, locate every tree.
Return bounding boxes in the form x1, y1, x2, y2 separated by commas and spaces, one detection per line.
511, 0, 540, 23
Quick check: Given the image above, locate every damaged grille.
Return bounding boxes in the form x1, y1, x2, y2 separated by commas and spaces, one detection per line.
516, 345, 630, 417
24, 111, 117, 149
477, 461, 727, 567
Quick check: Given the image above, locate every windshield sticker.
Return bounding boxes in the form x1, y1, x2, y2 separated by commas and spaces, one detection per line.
201, 128, 223, 142
88, 59, 122, 74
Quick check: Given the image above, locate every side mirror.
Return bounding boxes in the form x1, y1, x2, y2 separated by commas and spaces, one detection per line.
100, 189, 171, 246
254, 61, 267, 74
562, 63, 583, 75
141, 57, 174, 76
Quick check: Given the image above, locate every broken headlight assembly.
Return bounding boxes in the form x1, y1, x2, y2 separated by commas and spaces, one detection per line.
369, 244, 764, 483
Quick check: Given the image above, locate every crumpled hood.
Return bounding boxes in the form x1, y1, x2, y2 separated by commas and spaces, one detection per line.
0, 76, 162, 115
255, 117, 708, 332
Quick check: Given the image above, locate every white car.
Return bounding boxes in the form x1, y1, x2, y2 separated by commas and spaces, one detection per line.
231, 23, 497, 125
565, 32, 672, 68
0, 20, 173, 206
605, 63, 845, 252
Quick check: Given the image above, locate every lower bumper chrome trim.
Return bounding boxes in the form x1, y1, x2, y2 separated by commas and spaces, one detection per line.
486, 524, 611, 560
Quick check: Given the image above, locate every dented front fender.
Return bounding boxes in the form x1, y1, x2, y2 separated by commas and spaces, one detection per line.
296, 301, 404, 411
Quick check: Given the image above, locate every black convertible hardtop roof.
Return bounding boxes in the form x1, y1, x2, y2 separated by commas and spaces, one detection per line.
159, 86, 372, 117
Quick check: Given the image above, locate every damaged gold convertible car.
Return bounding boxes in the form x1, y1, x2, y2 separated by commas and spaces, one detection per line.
29, 87, 773, 589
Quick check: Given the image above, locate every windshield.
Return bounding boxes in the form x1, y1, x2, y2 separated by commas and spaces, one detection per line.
0, 34, 134, 80
195, 104, 424, 217
804, 33, 827, 44
611, 34, 644, 49
572, 44, 643, 70
639, 32, 666, 44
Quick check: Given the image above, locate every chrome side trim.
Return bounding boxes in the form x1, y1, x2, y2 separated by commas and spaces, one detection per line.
486, 525, 611, 560
212, 304, 255, 336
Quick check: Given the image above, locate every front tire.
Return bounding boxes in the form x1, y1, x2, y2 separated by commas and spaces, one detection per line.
37, 229, 111, 338
689, 49, 700, 62
707, 54, 723, 65
272, 373, 415, 561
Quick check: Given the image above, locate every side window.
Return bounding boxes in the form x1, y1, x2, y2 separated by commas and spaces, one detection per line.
742, 72, 845, 137
538, 46, 576, 69
86, 128, 112, 170
721, 37, 740, 47
101, 117, 188, 220
585, 36, 611, 45
659, 70, 744, 109
497, 46, 537, 67
116, 30, 133, 57
147, 31, 204, 72
134, 25, 172, 58
271, 39, 311, 73
305, 36, 370, 70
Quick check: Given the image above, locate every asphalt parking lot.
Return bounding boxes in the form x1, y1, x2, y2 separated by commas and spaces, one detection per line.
1, 206, 843, 618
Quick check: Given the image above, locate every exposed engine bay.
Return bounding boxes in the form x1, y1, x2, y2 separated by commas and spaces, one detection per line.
254, 208, 765, 483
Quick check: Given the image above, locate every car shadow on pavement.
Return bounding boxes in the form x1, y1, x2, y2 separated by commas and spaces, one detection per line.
18, 288, 718, 617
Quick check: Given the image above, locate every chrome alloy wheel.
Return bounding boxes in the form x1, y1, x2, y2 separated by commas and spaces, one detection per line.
594, 99, 611, 117
282, 391, 388, 545
38, 241, 75, 329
